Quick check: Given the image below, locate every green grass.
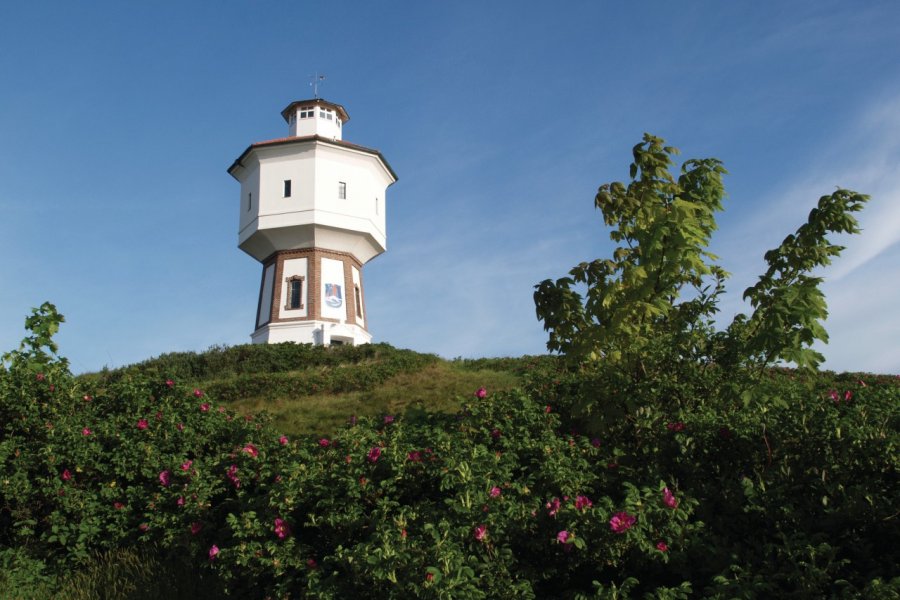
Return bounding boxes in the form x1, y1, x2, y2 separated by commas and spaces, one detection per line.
230, 362, 523, 436
80, 343, 543, 437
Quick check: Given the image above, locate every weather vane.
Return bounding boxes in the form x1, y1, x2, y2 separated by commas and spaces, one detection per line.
310, 72, 326, 98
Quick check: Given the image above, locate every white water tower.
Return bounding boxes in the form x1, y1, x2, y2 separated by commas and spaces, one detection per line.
228, 98, 397, 345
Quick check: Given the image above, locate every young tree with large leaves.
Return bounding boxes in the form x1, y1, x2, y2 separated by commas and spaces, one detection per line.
534, 133, 867, 412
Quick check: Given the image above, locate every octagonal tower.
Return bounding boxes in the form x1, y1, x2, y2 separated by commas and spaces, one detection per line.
228, 98, 397, 346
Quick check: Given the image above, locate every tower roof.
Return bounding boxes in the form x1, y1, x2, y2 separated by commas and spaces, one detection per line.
280, 98, 350, 124
226, 135, 398, 182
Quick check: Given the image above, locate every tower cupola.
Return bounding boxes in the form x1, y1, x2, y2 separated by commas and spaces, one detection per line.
282, 98, 349, 140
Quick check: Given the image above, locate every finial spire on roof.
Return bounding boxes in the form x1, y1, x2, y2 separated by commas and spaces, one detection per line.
310, 72, 325, 98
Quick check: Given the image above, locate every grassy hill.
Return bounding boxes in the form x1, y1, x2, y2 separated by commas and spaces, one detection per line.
77, 342, 550, 436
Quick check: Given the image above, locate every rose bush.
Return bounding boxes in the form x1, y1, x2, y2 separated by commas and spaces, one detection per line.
1, 305, 700, 598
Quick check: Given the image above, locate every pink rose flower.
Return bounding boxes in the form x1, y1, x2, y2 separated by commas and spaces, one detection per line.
274, 517, 291, 539
136, 419, 148, 430
208, 544, 219, 561
556, 530, 570, 544
546, 497, 561, 517
609, 511, 636, 533
165, 379, 174, 388
200, 403, 210, 413
190, 522, 203, 535
663, 487, 677, 509
61, 469, 72, 481
226, 464, 240, 488
279, 435, 289, 445
176, 422, 185, 431
473, 524, 487, 541
180, 459, 193, 471
475, 387, 487, 399
489, 486, 502, 498
407, 450, 422, 462
193, 388, 204, 398
176, 496, 185, 507
159, 470, 171, 487
383, 415, 395, 425
82, 427, 92, 436
367, 446, 382, 463
242, 443, 259, 458
318, 438, 330, 448
574, 495, 592, 511
844, 390, 853, 402
656, 541, 669, 552
113, 501, 125, 510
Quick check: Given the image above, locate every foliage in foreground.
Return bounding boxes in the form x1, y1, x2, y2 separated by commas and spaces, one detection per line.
2, 305, 699, 598
1, 303, 897, 599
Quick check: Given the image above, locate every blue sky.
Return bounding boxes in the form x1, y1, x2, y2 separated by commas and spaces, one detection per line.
1, 1, 898, 374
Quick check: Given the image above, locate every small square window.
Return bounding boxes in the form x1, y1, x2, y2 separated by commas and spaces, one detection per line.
247, 192, 252, 212
284, 180, 292, 198
338, 181, 346, 199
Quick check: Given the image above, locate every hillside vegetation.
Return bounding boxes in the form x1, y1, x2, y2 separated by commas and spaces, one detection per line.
78, 344, 537, 436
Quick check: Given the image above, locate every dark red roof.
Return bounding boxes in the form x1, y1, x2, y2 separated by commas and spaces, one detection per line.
227, 135, 397, 182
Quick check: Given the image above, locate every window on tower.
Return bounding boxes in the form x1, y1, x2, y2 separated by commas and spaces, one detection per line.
354, 285, 362, 318
284, 180, 292, 198
338, 181, 347, 199
300, 107, 314, 119
247, 192, 252, 212
285, 276, 304, 310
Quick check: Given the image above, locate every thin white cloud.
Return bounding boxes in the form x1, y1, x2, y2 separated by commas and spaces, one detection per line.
715, 91, 900, 373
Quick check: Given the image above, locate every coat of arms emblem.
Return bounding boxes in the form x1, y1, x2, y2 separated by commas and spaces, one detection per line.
325, 283, 343, 308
